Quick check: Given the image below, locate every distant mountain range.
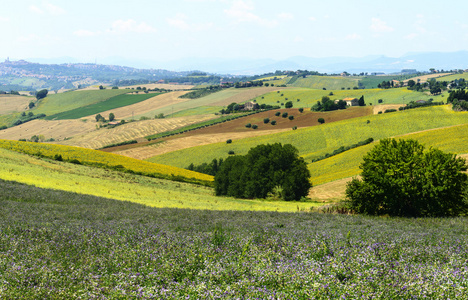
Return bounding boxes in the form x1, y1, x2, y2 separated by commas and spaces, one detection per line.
25, 51, 468, 75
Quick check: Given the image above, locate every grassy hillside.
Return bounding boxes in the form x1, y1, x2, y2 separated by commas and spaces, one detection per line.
288, 76, 359, 90
435, 72, 468, 82
0, 139, 213, 185
33, 89, 128, 116
253, 87, 446, 108
309, 122, 468, 185
2, 179, 468, 298
0, 148, 319, 211
45, 93, 159, 120
148, 106, 468, 170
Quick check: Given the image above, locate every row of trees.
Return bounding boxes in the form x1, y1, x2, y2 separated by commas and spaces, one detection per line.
311, 96, 365, 112
95, 113, 115, 122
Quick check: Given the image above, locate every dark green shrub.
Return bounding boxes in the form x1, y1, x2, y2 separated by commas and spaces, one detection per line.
271, 120, 277, 125
263, 118, 270, 124
245, 123, 251, 128
282, 112, 288, 118
346, 139, 468, 217
275, 112, 281, 116
299, 108, 304, 113
252, 124, 258, 129
318, 118, 325, 124
226, 139, 232, 144
288, 115, 294, 120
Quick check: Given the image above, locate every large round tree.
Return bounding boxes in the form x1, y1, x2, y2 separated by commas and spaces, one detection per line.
346, 139, 468, 217
215, 143, 311, 201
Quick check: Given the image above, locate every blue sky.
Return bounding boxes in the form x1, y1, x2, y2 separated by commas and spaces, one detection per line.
2, 0, 468, 64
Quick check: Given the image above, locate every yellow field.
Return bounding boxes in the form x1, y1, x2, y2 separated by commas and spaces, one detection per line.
60, 114, 217, 149
0, 148, 321, 212
0, 139, 213, 184
0, 94, 33, 115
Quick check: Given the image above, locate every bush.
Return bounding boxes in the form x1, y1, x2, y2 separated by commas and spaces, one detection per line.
228, 150, 235, 155
271, 120, 277, 125
282, 112, 288, 118
288, 115, 294, 120
226, 139, 232, 144
245, 123, 251, 128
275, 112, 281, 116
285, 101, 293, 108
318, 118, 325, 124
215, 143, 311, 201
252, 124, 258, 129
298, 108, 304, 113
292, 126, 297, 130
263, 118, 270, 124
346, 139, 468, 217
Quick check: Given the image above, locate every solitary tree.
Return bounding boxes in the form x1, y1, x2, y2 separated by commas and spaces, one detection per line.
346, 139, 468, 217
358, 95, 365, 106
108, 113, 115, 122
35, 89, 48, 100
285, 101, 293, 108
318, 118, 325, 124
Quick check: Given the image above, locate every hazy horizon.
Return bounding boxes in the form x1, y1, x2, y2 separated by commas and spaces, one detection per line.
2, 0, 468, 67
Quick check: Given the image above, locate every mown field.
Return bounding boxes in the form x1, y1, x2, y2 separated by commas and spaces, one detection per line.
1, 178, 468, 298
0, 148, 319, 211
435, 72, 468, 82
149, 106, 468, 172
33, 89, 128, 116
45, 93, 158, 120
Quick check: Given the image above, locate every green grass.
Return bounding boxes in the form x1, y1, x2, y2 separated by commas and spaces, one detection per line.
148, 106, 468, 173
309, 122, 468, 185
0, 148, 318, 212
33, 89, 128, 116
435, 72, 468, 82
169, 106, 222, 117
254, 87, 447, 108
289, 75, 359, 90
359, 75, 415, 89
45, 93, 159, 120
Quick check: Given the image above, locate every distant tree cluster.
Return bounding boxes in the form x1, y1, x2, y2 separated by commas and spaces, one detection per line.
311, 96, 347, 112
215, 143, 311, 201
448, 89, 468, 111
187, 158, 224, 176
234, 81, 264, 88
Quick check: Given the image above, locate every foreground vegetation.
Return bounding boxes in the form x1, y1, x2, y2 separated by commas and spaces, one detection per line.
1, 178, 468, 298
0, 148, 317, 212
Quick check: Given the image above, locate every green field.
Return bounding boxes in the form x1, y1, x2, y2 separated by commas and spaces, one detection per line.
358, 75, 415, 89
33, 89, 128, 116
169, 105, 222, 117
309, 122, 468, 185
148, 106, 468, 174
435, 72, 468, 82
45, 93, 158, 120
0, 148, 320, 212
289, 75, 359, 90
253, 87, 446, 108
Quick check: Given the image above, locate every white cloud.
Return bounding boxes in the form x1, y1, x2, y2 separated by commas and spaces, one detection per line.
0, 17, 10, 22
74, 19, 156, 37
16, 34, 41, 43
29, 5, 43, 14
29, 2, 66, 15
405, 33, 418, 40
345, 33, 362, 40
309, 16, 316, 21
224, 0, 277, 28
370, 18, 394, 33
278, 13, 294, 21
44, 2, 66, 15
167, 13, 213, 31
107, 19, 157, 34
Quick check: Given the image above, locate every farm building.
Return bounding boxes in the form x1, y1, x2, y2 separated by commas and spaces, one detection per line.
335, 97, 359, 106
240, 101, 260, 111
